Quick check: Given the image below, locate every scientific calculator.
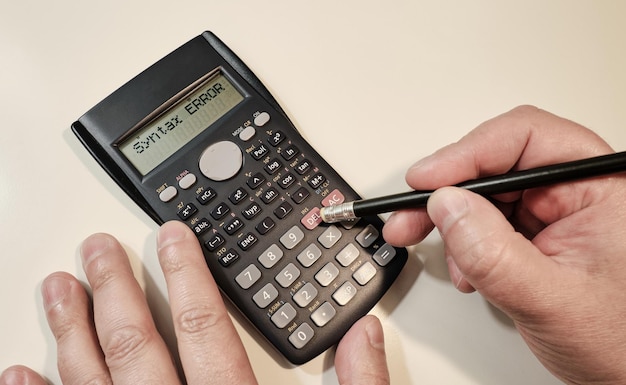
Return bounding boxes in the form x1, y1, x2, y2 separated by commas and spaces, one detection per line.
72, 31, 408, 364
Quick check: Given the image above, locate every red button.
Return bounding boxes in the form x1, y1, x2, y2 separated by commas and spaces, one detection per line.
301, 207, 323, 230
322, 189, 345, 207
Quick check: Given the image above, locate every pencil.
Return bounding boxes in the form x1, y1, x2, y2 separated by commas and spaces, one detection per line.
319, 151, 626, 223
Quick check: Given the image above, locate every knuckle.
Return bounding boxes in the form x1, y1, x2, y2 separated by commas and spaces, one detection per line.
176, 303, 227, 341
86, 257, 119, 292
80, 378, 113, 385
58, 369, 113, 385
102, 324, 154, 367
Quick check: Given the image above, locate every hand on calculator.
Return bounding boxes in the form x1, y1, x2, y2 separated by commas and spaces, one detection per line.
0, 221, 390, 385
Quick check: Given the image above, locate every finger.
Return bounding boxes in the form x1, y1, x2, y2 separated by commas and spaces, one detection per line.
383, 209, 433, 247
81, 233, 180, 385
41, 272, 111, 385
157, 221, 257, 385
335, 315, 390, 385
0, 366, 47, 385
405, 105, 613, 191
427, 187, 558, 318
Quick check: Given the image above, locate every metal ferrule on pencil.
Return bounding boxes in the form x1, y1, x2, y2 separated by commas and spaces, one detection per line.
320, 202, 356, 223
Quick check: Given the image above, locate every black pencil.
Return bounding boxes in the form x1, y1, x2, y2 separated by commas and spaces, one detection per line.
319, 151, 626, 223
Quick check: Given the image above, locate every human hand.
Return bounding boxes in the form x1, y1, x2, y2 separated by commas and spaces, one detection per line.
384, 105, 626, 384
0, 221, 389, 385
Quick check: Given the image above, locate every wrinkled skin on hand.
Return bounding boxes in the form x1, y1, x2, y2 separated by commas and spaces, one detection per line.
384, 106, 626, 384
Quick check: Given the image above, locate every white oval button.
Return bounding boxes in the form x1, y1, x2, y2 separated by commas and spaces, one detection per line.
198, 141, 243, 181
254, 112, 270, 127
239, 126, 256, 141
159, 186, 178, 202
178, 173, 197, 189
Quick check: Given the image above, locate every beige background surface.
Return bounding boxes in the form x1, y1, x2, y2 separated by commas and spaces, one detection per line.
2, 1, 625, 384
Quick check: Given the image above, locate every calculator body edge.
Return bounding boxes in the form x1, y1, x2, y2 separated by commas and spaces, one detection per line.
71, 31, 408, 365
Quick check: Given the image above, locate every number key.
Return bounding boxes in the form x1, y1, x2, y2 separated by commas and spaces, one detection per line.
293, 282, 318, 307
276, 263, 300, 288
235, 264, 261, 289
280, 226, 304, 250
253, 283, 279, 308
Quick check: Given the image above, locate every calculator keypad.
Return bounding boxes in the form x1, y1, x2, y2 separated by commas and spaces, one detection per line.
75, 32, 408, 365
158, 112, 405, 363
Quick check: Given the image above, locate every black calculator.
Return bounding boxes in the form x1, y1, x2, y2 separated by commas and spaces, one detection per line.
72, 31, 408, 365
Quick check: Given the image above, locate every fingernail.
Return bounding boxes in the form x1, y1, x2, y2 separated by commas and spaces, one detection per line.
428, 187, 469, 235
1, 367, 26, 385
157, 221, 188, 250
411, 152, 435, 169
446, 256, 465, 290
80, 233, 114, 266
365, 317, 385, 351
41, 274, 71, 310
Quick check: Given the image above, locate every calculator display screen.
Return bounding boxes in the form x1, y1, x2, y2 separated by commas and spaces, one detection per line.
118, 72, 244, 175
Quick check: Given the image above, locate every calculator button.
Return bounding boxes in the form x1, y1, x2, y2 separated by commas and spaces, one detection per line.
356, 224, 379, 248
289, 323, 315, 349
255, 217, 275, 235
211, 202, 231, 220
335, 243, 359, 267
251, 144, 269, 160
177, 203, 197, 220
218, 249, 239, 267
276, 263, 301, 288
333, 281, 357, 306
315, 262, 340, 287
253, 111, 270, 127
235, 264, 261, 289
260, 187, 279, 204
229, 187, 248, 204
274, 201, 293, 219
159, 186, 177, 202
199, 141, 243, 181
293, 282, 318, 307
258, 244, 283, 268
253, 283, 278, 308
280, 145, 299, 161
271, 302, 297, 328
308, 173, 326, 190
224, 217, 244, 235
301, 207, 322, 230
238, 233, 258, 251
321, 189, 345, 207
373, 243, 397, 266
311, 302, 336, 327
205, 233, 225, 251
247, 172, 266, 189
242, 202, 262, 220
197, 187, 217, 205
191, 218, 212, 236
264, 158, 282, 175
239, 126, 256, 141
178, 173, 197, 189
296, 244, 322, 268
291, 187, 310, 204
267, 131, 286, 147
353, 261, 377, 285
278, 173, 296, 189
280, 226, 305, 250
318, 226, 342, 249
294, 159, 312, 175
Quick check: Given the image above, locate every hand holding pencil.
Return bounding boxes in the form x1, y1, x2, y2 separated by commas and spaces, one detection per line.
380, 105, 626, 384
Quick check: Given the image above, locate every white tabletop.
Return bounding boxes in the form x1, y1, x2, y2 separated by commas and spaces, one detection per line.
2, 2, 625, 384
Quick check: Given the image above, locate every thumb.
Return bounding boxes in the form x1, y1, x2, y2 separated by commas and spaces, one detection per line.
427, 187, 557, 317
335, 315, 390, 385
